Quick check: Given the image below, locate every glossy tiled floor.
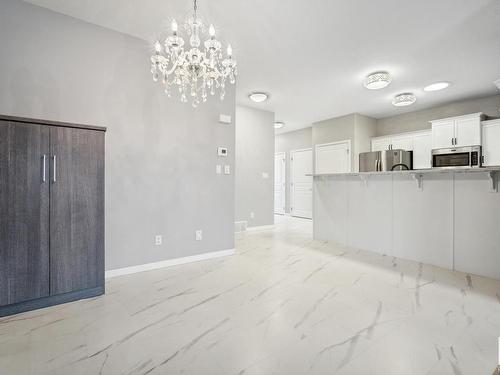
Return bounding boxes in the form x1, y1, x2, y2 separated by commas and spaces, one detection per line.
1, 215, 500, 374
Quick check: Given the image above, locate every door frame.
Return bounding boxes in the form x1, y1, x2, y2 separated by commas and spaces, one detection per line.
290, 148, 313, 218
274, 152, 286, 215
314, 139, 352, 174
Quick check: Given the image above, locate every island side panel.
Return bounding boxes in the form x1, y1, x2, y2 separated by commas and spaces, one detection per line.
346, 174, 393, 256
392, 173, 454, 269
313, 176, 348, 244
454, 172, 500, 280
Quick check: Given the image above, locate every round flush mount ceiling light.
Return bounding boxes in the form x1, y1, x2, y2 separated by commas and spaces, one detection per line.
363, 71, 392, 90
249, 92, 269, 103
274, 122, 285, 129
424, 82, 450, 92
392, 93, 417, 107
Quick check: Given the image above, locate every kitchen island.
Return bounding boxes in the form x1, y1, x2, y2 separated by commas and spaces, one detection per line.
311, 168, 500, 280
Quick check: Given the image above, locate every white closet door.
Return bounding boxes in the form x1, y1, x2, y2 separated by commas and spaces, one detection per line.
290, 149, 312, 219
274, 152, 285, 214
315, 140, 351, 174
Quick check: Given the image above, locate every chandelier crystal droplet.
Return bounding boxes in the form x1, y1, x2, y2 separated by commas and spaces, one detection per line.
150, 0, 237, 107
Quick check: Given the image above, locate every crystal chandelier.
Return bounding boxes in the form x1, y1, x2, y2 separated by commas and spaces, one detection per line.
150, 0, 237, 107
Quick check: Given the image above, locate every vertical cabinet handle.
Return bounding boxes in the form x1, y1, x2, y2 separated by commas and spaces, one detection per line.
42, 154, 47, 182
52, 155, 57, 182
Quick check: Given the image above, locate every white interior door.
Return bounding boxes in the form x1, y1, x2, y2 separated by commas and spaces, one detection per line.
315, 140, 351, 174
290, 149, 312, 219
274, 152, 285, 214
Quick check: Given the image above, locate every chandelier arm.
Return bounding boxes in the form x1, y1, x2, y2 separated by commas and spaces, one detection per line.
165, 60, 181, 76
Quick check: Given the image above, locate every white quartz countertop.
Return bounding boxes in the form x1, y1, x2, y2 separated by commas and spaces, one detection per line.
308, 167, 500, 177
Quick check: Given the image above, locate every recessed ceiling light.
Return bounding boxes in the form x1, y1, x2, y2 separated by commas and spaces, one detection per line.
424, 82, 450, 92
392, 93, 416, 107
363, 71, 392, 90
248, 92, 269, 103
274, 122, 285, 129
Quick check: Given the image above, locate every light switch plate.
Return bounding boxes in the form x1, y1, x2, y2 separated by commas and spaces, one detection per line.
217, 147, 228, 156
195, 230, 202, 241
219, 114, 232, 124
224, 165, 231, 175
262, 172, 269, 179
216, 165, 222, 174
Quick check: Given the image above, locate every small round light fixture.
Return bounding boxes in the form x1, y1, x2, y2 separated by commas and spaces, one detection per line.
274, 122, 285, 129
363, 71, 392, 90
424, 82, 450, 92
248, 92, 269, 103
392, 93, 417, 107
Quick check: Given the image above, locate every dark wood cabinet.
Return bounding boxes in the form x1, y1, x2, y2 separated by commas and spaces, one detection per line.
0, 115, 105, 317
0, 121, 50, 306
50, 127, 105, 294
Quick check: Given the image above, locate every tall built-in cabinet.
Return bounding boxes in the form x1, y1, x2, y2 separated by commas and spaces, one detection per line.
0, 115, 105, 317
482, 119, 500, 166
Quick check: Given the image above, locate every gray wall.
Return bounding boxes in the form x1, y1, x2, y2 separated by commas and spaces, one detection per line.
275, 127, 312, 213
0, 0, 236, 271
235, 106, 274, 227
376, 94, 500, 136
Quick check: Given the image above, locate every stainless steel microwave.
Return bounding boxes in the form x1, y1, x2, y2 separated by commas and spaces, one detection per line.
432, 145, 481, 169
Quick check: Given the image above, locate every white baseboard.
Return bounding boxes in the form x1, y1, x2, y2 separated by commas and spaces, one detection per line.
105, 248, 235, 279
246, 224, 274, 232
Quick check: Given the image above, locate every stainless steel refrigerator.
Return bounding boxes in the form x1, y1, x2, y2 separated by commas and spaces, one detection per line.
359, 150, 413, 172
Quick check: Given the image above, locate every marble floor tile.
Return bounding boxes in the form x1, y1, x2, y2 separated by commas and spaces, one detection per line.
1, 215, 500, 374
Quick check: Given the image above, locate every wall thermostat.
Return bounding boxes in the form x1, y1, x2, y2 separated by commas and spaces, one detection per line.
217, 147, 228, 156
219, 114, 232, 124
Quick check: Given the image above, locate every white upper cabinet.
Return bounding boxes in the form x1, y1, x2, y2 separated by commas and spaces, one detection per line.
412, 131, 432, 169
431, 119, 455, 149
371, 130, 432, 169
391, 134, 413, 151
482, 119, 500, 167
431, 113, 483, 149
371, 137, 391, 151
455, 116, 481, 147
371, 134, 413, 151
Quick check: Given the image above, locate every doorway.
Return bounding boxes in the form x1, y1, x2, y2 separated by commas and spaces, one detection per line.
290, 148, 313, 219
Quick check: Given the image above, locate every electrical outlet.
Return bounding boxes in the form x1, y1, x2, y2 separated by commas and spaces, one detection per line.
216, 164, 222, 174
250, 212, 255, 219
224, 165, 231, 175
195, 230, 203, 241
155, 235, 162, 245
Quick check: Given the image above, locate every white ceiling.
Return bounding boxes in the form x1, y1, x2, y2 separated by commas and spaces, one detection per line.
25, 0, 500, 133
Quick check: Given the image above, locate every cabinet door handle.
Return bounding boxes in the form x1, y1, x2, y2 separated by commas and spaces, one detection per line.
42, 154, 47, 182
52, 155, 57, 182
454, 137, 457, 145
